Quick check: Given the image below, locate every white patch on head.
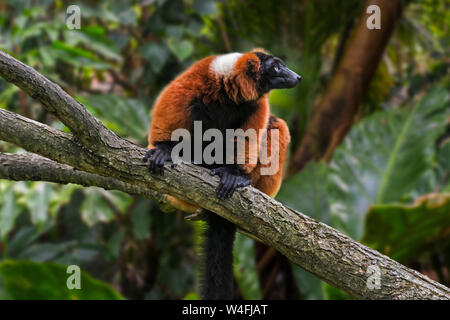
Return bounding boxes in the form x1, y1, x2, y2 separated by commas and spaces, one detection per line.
211, 52, 243, 77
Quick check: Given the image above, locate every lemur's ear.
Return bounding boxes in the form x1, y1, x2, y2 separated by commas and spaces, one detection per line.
231, 53, 261, 102
234, 53, 260, 76
245, 57, 259, 76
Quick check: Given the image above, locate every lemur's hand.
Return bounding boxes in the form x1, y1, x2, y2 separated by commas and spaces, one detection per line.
210, 166, 251, 200
143, 142, 174, 175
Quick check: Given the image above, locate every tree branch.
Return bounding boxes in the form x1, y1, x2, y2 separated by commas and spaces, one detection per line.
1, 50, 449, 299
0, 50, 123, 154
0, 152, 172, 210
0, 152, 261, 239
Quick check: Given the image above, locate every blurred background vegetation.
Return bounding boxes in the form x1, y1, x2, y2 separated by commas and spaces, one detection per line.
0, 0, 449, 299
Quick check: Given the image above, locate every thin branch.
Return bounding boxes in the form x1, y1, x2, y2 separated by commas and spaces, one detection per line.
0, 152, 262, 239
0, 152, 170, 208
0, 109, 175, 212
1, 50, 450, 299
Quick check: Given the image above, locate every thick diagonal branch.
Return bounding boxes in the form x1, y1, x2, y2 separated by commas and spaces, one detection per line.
0, 50, 449, 299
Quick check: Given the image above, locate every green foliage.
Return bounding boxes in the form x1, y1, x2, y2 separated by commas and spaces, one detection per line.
140, 42, 170, 73
280, 87, 449, 238
290, 264, 326, 300
0, 260, 123, 299
436, 139, 450, 192
362, 193, 450, 262
78, 95, 150, 142
130, 201, 152, 240
277, 87, 450, 298
233, 234, 261, 299
80, 188, 132, 226
215, 0, 363, 139
323, 283, 354, 300
167, 38, 194, 62
0, 184, 23, 239
329, 87, 449, 239
183, 292, 200, 300
408, 0, 449, 53
277, 162, 330, 225
438, 140, 450, 172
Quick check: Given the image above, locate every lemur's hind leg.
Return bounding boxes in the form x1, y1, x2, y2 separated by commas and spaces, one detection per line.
249, 115, 291, 198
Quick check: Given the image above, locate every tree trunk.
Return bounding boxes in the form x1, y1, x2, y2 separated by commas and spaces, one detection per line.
289, 0, 404, 174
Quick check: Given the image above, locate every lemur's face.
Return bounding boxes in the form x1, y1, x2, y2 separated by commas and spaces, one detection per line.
255, 52, 302, 93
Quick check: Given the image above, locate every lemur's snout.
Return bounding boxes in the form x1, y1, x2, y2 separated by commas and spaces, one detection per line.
277, 66, 302, 89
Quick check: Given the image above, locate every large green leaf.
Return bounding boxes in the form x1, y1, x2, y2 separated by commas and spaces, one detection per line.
362, 193, 450, 262
51, 41, 112, 70
328, 87, 449, 239
63, 29, 123, 62
51, 40, 100, 60
6, 225, 52, 259
275, 88, 449, 298
280, 87, 449, 240
0, 260, 123, 299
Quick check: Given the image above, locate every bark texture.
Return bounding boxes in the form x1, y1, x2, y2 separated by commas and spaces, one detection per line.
0, 153, 165, 202
1, 50, 450, 299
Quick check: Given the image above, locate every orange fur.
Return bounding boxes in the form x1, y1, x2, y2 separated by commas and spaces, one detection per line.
165, 195, 199, 213
147, 50, 290, 211
232, 53, 261, 102
149, 56, 216, 146
251, 48, 269, 55
250, 115, 291, 197
155, 115, 290, 212
237, 97, 270, 174
160, 115, 290, 212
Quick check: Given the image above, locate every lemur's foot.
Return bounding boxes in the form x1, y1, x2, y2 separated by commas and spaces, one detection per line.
143, 143, 173, 175
210, 166, 251, 200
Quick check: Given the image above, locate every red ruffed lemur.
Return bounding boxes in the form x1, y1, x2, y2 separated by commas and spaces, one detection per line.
143, 49, 301, 299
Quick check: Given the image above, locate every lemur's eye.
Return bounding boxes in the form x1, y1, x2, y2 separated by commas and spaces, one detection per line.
274, 66, 280, 72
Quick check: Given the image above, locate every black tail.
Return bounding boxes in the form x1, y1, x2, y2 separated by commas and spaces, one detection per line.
200, 210, 236, 300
